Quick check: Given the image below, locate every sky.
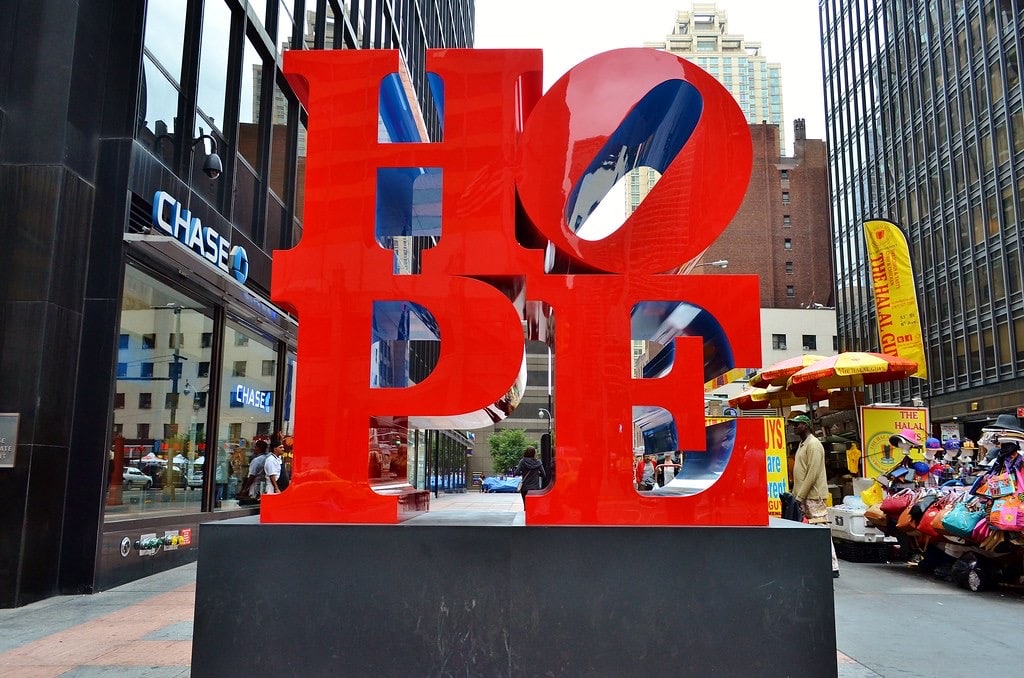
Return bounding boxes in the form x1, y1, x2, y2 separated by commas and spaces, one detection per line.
474, 0, 826, 152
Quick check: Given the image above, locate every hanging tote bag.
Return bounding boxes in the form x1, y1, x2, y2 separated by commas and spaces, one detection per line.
941, 497, 987, 538
881, 489, 915, 517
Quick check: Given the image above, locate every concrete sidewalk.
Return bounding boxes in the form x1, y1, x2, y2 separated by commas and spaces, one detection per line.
0, 491, 870, 676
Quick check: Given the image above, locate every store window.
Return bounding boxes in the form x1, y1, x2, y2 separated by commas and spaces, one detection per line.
215, 320, 279, 510
108, 264, 215, 523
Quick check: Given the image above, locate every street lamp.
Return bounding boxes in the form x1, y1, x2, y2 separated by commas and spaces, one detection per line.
538, 408, 552, 435
694, 259, 729, 269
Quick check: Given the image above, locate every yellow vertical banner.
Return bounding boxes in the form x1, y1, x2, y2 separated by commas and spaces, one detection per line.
763, 417, 788, 517
863, 219, 927, 378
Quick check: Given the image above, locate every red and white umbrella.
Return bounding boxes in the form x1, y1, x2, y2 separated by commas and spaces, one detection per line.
788, 351, 918, 394
754, 354, 830, 387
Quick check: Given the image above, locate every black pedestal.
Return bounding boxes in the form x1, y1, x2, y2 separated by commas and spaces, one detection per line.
192, 518, 836, 676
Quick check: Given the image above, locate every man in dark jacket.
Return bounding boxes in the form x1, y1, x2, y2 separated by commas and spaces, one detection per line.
515, 446, 545, 508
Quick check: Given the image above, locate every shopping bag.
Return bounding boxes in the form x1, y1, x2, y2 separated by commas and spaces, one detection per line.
987, 472, 1016, 498
864, 502, 887, 526
989, 497, 1021, 531
861, 482, 884, 507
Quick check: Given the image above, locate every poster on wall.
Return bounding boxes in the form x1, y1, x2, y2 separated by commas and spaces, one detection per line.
939, 422, 960, 443
860, 406, 929, 478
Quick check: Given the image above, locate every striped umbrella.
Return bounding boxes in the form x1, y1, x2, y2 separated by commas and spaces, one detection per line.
729, 384, 831, 411
788, 352, 918, 394
755, 354, 830, 386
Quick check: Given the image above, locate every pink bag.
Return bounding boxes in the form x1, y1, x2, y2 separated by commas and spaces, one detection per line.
971, 512, 991, 543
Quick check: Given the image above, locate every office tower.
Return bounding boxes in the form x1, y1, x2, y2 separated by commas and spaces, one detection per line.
630, 2, 785, 214
821, 1, 1023, 434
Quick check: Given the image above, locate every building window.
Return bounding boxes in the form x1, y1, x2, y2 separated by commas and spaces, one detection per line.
140, 362, 154, 378
116, 362, 128, 377
234, 330, 249, 347
114, 393, 125, 409
195, 392, 208, 409
168, 333, 184, 349
833, 335, 838, 350
113, 423, 123, 436
139, 393, 152, 409
785, 261, 794, 274
783, 214, 791, 226
118, 334, 129, 349
198, 361, 211, 378
780, 169, 789, 180
772, 334, 787, 350
802, 335, 817, 350
141, 333, 156, 349
201, 332, 213, 348
168, 362, 182, 379
232, 360, 247, 377
784, 238, 792, 250
262, 359, 276, 377
165, 393, 179, 409
782, 191, 790, 204
163, 423, 179, 439
786, 285, 795, 297
137, 423, 150, 439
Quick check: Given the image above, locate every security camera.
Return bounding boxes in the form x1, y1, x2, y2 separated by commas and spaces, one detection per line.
202, 152, 223, 179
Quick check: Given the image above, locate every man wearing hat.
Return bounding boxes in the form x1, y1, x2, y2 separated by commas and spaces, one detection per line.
789, 414, 839, 578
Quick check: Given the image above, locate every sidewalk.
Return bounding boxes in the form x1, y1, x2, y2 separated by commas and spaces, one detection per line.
0, 491, 870, 676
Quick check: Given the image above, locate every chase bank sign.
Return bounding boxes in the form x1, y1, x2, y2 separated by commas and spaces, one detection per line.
151, 190, 249, 284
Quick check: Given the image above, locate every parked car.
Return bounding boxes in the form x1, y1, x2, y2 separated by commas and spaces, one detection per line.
122, 467, 152, 490
186, 468, 204, 489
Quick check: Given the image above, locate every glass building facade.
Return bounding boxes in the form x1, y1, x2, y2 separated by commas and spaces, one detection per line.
821, 0, 1024, 431
0, 0, 473, 607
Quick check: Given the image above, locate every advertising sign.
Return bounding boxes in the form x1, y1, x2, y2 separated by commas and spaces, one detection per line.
763, 417, 789, 518
0, 413, 19, 468
860, 406, 928, 478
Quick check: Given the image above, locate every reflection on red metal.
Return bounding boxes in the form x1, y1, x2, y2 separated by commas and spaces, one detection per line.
264, 48, 764, 526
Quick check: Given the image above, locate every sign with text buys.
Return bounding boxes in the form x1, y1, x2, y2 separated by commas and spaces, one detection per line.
763, 417, 789, 517
864, 219, 927, 378
860, 406, 928, 478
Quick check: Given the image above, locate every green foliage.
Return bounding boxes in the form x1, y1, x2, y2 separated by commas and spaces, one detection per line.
487, 428, 537, 475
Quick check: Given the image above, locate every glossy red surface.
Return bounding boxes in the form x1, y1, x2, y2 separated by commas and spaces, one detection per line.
265, 48, 765, 525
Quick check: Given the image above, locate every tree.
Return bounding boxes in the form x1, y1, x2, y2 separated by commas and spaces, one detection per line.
487, 428, 537, 475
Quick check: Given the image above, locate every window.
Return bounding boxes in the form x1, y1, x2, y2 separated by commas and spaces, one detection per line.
198, 361, 211, 378
262, 359, 276, 377
785, 261, 794, 274
772, 334, 787, 350
233, 360, 247, 377
833, 336, 839, 351
114, 393, 125, 409
201, 332, 213, 348
118, 334, 129, 349
194, 392, 208, 409
782, 191, 790, 204
142, 333, 156, 349
139, 393, 152, 409
786, 285, 795, 298
235, 331, 249, 347
116, 362, 128, 377
783, 215, 791, 226
165, 393, 180, 409
140, 362, 154, 378
163, 423, 180, 439
780, 169, 789, 180
802, 335, 817, 350
168, 362, 182, 379
168, 333, 184, 349
784, 238, 792, 250
137, 423, 150, 439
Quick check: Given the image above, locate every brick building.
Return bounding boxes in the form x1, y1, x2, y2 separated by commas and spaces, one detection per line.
700, 120, 835, 309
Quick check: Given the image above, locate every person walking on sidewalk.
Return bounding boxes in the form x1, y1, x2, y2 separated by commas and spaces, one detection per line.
263, 441, 285, 495
515, 446, 545, 508
789, 414, 840, 578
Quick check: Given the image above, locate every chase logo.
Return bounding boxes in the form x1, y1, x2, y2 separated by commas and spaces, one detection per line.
230, 246, 249, 284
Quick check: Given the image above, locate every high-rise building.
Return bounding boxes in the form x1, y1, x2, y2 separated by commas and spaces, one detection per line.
630, 2, 785, 214
0, 0, 472, 608
821, 1, 1024, 436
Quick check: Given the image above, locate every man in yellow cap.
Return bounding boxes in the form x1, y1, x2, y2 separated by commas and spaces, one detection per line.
790, 414, 839, 578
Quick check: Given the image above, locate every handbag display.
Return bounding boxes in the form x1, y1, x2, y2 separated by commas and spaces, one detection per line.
909, 493, 939, 523
971, 514, 991, 543
941, 497, 986, 538
989, 496, 1023, 531
864, 502, 887, 526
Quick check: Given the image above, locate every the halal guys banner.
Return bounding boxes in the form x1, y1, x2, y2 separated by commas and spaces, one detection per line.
864, 219, 927, 378
860, 406, 928, 478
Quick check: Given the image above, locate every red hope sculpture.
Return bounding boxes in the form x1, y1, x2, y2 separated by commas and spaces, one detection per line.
263, 48, 765, 526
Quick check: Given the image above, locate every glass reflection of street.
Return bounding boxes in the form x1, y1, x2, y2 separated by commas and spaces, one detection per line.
104, 486, 204, 521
